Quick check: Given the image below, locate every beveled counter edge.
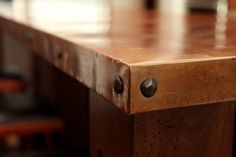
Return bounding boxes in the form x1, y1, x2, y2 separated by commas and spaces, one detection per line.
1, 15, 236, 114
0, 16, 131, 113
130, 57, 236, 114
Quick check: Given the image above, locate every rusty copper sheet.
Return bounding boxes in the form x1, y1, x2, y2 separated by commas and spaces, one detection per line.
0, 1, 235, 113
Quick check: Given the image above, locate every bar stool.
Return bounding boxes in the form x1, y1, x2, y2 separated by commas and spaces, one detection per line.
0, 70, 26, 94
0, 94, 64, 151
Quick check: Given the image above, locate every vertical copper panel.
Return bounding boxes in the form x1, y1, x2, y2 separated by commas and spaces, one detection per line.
134, 102, 235, 157
90, 91, 133, 157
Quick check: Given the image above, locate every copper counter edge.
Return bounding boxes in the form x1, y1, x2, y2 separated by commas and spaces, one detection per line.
0, 16, 131, 113
129, 57, 236, 113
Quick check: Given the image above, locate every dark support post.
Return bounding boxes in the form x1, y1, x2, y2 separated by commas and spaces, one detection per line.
32, 54, 90, 156
90, 91, 133, 157
90, 93, 235, 157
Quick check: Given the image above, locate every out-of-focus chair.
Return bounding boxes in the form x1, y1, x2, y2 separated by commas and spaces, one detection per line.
0, 94, 64, 151
0, 70, 26, 94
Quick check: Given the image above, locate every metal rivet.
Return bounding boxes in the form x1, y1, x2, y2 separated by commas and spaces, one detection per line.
140, 78, 157, 98
55, 47, 63, 66
113, 76, 124, 94
58, 53, 63, 58
55, 46, 63, 59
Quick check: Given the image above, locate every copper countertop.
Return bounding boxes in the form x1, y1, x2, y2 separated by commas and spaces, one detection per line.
0, 0, 235, 113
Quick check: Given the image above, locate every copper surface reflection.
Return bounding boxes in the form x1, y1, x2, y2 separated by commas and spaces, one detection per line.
12, 0, 111, 36
0, 0, 235, 65
215, 10, 227, 49
159, 0, 187, 13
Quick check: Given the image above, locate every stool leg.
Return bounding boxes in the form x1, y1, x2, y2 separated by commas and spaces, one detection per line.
45, 132, 54, 150
26, 136, 34, 150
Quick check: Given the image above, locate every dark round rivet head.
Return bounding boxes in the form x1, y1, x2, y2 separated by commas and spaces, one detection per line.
140, 78, 157, 98
113, 76, 124, 94
57, 51, 63, 59
55, 46, 63, 59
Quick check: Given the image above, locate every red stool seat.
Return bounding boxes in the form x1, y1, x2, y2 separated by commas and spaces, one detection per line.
0, 79, 25, 93
0, 94, 64, 151
0, 70, 26, 93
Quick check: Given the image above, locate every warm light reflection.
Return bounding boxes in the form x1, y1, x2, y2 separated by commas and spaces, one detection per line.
217, 0, 228, 13
6, 0, 232, 63
0, 1, 13, 17
29, 0, 110, 23
215, 0, 228, 49
155, 13, 186, 61
12, 0, 111, 36
159, 0, 187, 14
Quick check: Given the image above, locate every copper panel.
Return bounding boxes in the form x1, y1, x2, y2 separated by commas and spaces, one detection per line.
133, 102, 235, 157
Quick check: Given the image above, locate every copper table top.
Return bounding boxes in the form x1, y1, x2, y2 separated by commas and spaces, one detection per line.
0, 0, 235, 113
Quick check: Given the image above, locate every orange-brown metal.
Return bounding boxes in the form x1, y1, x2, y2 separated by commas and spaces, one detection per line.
0, 1, 236, 113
